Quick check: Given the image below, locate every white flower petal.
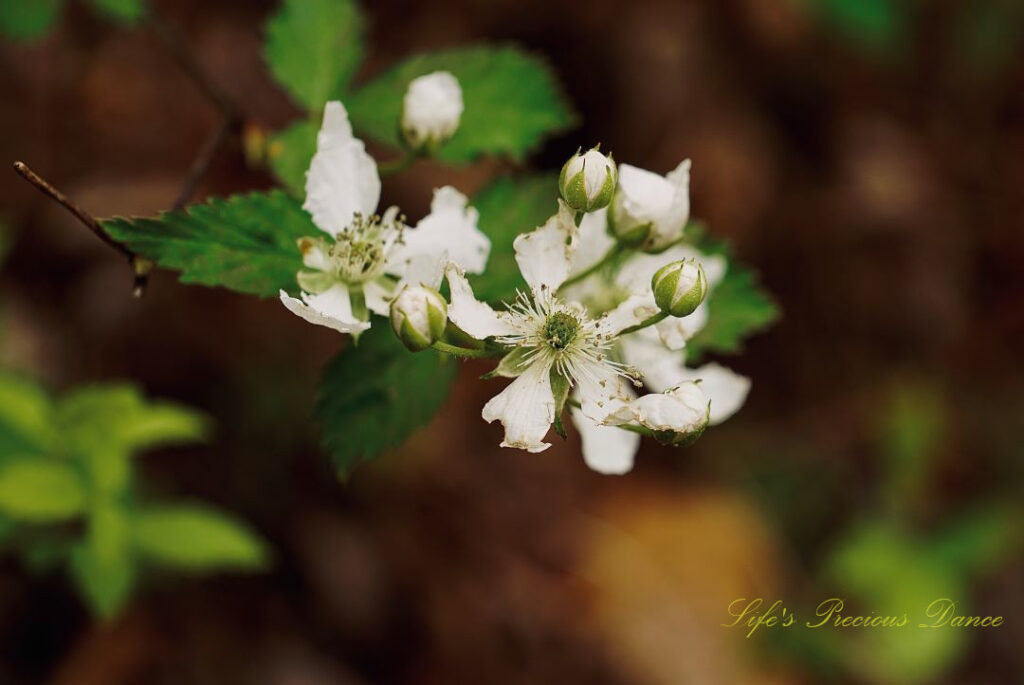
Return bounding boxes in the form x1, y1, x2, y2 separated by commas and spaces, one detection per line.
619, 329, 687, 393
444, 264, 516, 339
627, 382, 707, 433
363, 279, 394, 316
513, 201, 577, 295
298, 237, 331, 271
279, 285, 370, 334
595, 293, 659, 337
568, 208, 615, 278
673, 363, 750, 425
654, 301, 709, 350
393, 186, 489, 274
304, 101, 381, 235
574, 359, 636, 424
482, 359, 555, 453
659, 158, 691, 244
571, 409, 640, 475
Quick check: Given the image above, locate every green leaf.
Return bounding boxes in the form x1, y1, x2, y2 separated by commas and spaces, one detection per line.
809, 0, 909, 58
348, 45, 576, 163
317, 326, 458, 476
0, 371, 55, 457
470, 174, 557, 302
0, 0, 63, 41
267, 119, 317, 196
71, 504, 135, 618
685, 235, 778, 360
88, 0, 145, 24
102, 190, 317, 297
264, 0, 366, 111
58, 384, 208, 457
0, 459, 85, 522
131, 504, 268, 571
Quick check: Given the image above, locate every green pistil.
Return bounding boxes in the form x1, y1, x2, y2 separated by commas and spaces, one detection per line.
545, 311, 580, 350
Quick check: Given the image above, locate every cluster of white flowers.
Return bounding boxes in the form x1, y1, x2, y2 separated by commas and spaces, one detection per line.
281, 76, 750, 475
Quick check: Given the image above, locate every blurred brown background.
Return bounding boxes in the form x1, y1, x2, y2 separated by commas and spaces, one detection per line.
1, 0, 1023, 683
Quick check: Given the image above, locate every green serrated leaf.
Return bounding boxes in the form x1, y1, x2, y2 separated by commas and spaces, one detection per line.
71, 503, 135, 619
348, 45, 576, 163
102, 190, 316, 297
267, 119, 317, 196
0, 0, 63, 41
317, 326, 458, 476
264, 0, 365, 111
88, 0, 145, 24
0, 459, 85, 522
131, 504, 268, 571
470, 174, 557, 302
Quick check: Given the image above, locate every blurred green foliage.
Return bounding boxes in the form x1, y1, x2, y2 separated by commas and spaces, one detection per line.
0, 374, 268, 619
0, 0, 144, 41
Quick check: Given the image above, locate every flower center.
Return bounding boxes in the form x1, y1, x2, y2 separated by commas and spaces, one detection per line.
544, 311, 580, 350
330, 213, 401, 283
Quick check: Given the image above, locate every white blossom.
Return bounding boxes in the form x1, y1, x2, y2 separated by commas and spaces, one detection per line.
610, 159, 691, 251
280, 100, 488, 335
445, 202, 656, 453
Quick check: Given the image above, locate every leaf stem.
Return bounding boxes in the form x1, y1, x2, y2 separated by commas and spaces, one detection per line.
619, 311, 669, 336
558, 243, 625, 292
431, 340, 506, 359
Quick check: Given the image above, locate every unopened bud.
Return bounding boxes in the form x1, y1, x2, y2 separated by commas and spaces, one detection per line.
389, 285, 448, 352
401, 71, 463, 152
559, 146, 617, 213
652, 259, 708, 318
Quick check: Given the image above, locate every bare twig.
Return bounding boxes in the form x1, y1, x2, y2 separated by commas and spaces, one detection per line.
148, 16, 239, 120
13, 161, 149, 297
15, 15, 246, 297
173, 114, 235, 211
13, 162, 131, 258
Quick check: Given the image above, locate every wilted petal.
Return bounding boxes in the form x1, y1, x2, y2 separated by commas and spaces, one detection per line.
393, 186, 489, 274
571, 409, 639, 475
514, 201, 577, 295
482, 359, 555, 453
279, 284, 370, 334
445, 264, 516, 339
304, 101, 381, 235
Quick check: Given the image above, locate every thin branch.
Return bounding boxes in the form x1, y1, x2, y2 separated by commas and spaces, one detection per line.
173, 114, 235, 211
13, 161, 149, 297
148, 16, 239, 119
13, 162, 132, 259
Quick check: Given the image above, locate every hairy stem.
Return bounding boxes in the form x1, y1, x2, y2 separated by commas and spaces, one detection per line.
431, 340, 506, 359
618, 311, 669, 336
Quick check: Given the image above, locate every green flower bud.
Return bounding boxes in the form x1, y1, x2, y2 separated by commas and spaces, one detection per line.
389, 285, 448, 352
559, 146, 617, 213
651, 259, 708, 318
